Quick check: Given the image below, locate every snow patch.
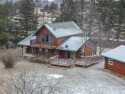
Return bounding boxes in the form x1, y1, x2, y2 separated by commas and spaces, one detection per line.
47, 74, 63, 79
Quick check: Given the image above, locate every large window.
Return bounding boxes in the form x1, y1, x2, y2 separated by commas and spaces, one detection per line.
41, 34, 51, 42
108, 58, 113, 65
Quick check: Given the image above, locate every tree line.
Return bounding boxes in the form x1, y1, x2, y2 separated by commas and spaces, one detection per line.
0, 0, 125, 48
57, 0, 125, 42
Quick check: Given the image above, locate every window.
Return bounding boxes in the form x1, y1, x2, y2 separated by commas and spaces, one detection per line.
108, 58, 113, 65
41, 34, 51, 43
71, 52, 74, 59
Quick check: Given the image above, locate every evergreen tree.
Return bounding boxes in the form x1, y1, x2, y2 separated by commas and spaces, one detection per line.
0, 32, 11, 47
56, 0, 81, 27
96, 0, 125, 42
0, 3, 10, 33
19, 0, 36, 36
49, 2, 58, 20
43, 4, 49, 12
0, 15, 5, 33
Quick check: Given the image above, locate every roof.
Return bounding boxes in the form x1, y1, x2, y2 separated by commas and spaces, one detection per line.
56, 36, 85, 52
101, 45, 125, 63
18, 34, 36, 46
34, 21, 83, 38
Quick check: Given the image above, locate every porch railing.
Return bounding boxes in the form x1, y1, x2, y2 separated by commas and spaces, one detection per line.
30, 39, 57, 47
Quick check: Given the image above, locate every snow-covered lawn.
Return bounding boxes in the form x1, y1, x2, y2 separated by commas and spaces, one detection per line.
0, 59, 125, 94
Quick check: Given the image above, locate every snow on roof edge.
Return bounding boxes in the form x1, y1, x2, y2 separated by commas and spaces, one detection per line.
101, 45, 125, 63
18, 34, 36, 46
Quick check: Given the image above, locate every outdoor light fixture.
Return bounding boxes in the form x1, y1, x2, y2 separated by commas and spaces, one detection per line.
65, 45, 68, 48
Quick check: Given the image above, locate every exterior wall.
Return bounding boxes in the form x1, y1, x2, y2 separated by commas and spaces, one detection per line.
36, 27, 51, 43
59, 50, 66, 58
85, 47, 92, 56
76, 49, 82, 59
75, 46, 93, 59
84, 40, 97, 56
26, 46, 31, 53
57, 37, 66, 45
54, 50, 59, 56
36, 26, 66, 46
105, 57, 125, 76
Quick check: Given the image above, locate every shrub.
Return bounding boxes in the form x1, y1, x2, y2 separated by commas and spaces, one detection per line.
0, 48, 22, 68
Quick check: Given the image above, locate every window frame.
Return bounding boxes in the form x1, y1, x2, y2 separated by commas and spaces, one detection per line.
108, 58, 113, 65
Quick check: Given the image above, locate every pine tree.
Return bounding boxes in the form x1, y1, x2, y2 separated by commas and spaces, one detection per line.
19, 0, 36, 36
96, 0, 125, 42
56, 0, 81, 27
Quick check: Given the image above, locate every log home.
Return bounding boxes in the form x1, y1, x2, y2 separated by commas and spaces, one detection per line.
18, 21, 97, 59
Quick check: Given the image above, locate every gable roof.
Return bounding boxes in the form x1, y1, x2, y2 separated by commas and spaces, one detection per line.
101, 45, 125, 63
34, 21, 83, 38
56, 36, 86, 52
18, 34, 36, 46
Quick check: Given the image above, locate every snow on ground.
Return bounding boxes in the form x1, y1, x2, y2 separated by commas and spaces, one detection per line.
0, 59, 125, 94
47, 74, 63, 79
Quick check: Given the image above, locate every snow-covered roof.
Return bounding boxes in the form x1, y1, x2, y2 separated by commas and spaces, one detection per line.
56, 36, 85, 52
101, 45, 125, 63
18, 34, 36, 46
34, 21, 83, 38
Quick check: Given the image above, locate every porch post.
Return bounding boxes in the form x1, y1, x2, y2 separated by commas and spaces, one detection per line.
22, 46, 23, 55
31, 47, 34, 54
65, 45, 68, 59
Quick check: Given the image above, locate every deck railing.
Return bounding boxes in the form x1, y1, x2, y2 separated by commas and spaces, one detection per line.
30, 39, 57, 47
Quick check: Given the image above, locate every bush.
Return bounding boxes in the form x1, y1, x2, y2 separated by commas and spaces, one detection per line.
0, 48, 22, 68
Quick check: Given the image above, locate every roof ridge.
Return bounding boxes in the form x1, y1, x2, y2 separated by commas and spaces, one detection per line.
45, 21, 74, 25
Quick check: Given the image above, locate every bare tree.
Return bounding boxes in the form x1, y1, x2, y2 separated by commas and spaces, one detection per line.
0, 48, 22, 68
2, 69, 63, 94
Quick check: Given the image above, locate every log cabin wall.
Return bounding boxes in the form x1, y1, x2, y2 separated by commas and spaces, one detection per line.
105, 57, 125, 76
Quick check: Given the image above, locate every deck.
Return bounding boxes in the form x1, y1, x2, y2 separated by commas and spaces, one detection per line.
50, 58, 74, 68
75, 55, 103, 67
50, 55, 103, 68
24, 54, 103, 68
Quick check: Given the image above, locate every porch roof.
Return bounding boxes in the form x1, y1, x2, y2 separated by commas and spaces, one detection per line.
101, 45, 125, 63
34, 21, 83, 38
56, 36, 86, 52
18, 34, 36, 46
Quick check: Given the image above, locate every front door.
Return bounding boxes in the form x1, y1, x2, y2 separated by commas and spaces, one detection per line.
67, 51, 74, 59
